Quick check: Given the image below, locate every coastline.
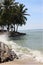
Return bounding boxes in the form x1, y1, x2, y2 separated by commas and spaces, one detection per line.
0, 58, 43, 65
0, 31, 43, 65
0, 31, 26, 37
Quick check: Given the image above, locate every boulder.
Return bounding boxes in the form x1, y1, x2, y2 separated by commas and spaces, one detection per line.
0, 42, 18, 63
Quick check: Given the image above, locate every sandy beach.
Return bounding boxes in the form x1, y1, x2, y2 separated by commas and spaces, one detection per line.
0, 58, 43, 65
0, 32, 43, 65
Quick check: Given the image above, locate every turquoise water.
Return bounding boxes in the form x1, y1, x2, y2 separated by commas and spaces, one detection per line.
10, 29, 43, 52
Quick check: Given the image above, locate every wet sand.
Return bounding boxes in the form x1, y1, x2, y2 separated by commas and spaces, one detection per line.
0, 58, 43, 65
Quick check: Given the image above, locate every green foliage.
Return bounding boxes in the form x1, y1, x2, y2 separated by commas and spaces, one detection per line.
0, 0, 29, 32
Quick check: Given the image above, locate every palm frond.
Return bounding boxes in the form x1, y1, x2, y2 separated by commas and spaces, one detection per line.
24, 14, 30, 16
22, 8, 28, 13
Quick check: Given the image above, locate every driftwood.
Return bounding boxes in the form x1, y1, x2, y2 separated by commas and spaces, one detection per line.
0, 42, 18, 63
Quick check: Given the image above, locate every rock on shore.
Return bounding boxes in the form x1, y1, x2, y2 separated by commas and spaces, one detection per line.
9, 32, 26, 37
0, 42, 18, 63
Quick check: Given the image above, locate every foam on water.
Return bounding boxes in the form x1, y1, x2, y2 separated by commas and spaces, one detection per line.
0, 34, 43, 63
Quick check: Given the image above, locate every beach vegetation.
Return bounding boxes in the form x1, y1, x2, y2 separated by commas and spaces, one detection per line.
0, 0, 29, 33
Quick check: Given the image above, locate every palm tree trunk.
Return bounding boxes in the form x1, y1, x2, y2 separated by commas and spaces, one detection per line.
14, 25, 15, 32
1, 25, 4, 32
7, 24, 9, 32
2, 25, 4, 31
16, 24, 18, 32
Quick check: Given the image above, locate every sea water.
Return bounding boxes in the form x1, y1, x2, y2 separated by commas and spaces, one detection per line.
0, 29, 43, 63
11, 29, 43, 52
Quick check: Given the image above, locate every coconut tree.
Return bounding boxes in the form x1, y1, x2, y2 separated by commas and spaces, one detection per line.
10, 3, 29, 32
15, 4, 30, 32
0, 3, 2, 25
0, 0, 29, 32
2, 0, 13, 31
9, 2, 19, 32
1, 0, 18, 31
0, 3, 4, 31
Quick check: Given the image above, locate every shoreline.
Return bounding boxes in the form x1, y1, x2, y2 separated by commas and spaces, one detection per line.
0, 31, 26, 39
0, 58, 43, 65
0, 32, 43, 65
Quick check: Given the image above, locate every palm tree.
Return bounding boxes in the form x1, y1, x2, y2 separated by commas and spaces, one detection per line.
1, 0, 18, 31
1, 0, 15, 31
9, 2, 19, 32
0, 0, 29, 32
0, 3, 2, 24
3, 0, 13, 31
15, 4, 30, 32
0, 3, 4, 31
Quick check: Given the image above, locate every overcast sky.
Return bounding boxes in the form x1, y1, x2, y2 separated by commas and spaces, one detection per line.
16, 0, 43, 30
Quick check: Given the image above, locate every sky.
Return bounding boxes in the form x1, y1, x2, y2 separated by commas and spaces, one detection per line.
15, 0, 43, 30
0, 0, 43, 30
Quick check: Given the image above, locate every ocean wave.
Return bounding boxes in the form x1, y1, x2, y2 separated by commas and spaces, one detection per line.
11, 42, 43, 63
0, 34, 43, 63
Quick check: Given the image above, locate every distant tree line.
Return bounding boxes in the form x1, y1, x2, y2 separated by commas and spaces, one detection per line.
0, 0, 29, 32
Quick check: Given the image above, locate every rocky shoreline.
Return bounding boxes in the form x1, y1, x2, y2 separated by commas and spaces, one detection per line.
0, 42, 18, 63
9, 32, 26, 37
0, 31, 26, 37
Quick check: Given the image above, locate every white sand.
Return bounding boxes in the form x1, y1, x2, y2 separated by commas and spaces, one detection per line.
0, 58, 43, 65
